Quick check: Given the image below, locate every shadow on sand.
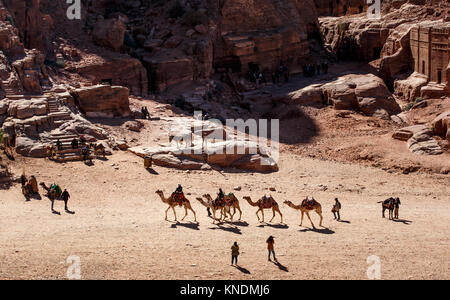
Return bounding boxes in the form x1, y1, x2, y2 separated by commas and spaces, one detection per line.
257, 223, 289, 229
271, 260, 289, 272
170, 221, 200, 230
234, 265, 251, 274
337, 219, 351, 224
299, 226, 335, 234
393, 218, 412, 225
209, 224, 242, 235
146, 168, 159, 175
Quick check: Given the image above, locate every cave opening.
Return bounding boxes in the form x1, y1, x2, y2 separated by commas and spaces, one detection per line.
437, 69, 442, 83
372, 47, 382, 60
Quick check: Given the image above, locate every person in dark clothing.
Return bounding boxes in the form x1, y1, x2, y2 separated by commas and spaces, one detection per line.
79, 135, 86, 146
21, 174, 27, 187
81, 145, 90, 162
394, 197, 401, 219
71, 138, 79, 149
231, 242, 239, 266
61, 189, 70, 212
332, 198, 342, 220
267, 236, 276, 262
56, 139, 62, 151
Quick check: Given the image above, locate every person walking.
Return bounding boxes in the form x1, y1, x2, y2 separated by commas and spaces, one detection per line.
266, 236, 276, 262
231, 242, 240, 266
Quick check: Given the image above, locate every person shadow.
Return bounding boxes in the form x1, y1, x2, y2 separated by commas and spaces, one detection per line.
146, 168, 159, 175
337, 219, 351, 224
271, 260, 289, 272
210, 224, 242, 235
234, 265, 251, 274
393, 218, 412, 225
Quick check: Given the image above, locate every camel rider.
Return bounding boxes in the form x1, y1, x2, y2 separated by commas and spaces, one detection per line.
173, 184, 184, 204
28, 176, 39, 194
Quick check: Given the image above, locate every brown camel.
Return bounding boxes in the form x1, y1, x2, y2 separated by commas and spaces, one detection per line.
155, 190, 197, 222
40, 182, 69, 213
243, 196, 283, 223
222, 193, 242, 221
196, 194, 227, 224
284, 197, 323, 228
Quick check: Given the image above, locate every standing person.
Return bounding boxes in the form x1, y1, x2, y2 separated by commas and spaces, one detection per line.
266, 236, 276, 262
56, 139, 62, 151
231, 242, 239, 266
332, 198, 342, 220
81, 145, 90, 162
394, 197, 401, 219
71, 138, 79, 149
61, 189, 70, 211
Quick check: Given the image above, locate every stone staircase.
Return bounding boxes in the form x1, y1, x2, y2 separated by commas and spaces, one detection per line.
48, 132, 95, 162
47, 98, 72, 127
2, 80, 24, 97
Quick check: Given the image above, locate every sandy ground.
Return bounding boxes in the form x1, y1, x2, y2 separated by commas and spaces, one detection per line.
1, 150, 449, 280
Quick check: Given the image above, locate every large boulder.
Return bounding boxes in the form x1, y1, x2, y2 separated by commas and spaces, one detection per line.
15, 136, 47, 158
393, 124, 443, 155
70, 85, 131, 118
92, 18, 126, 51
6, 99, 47, 119
432, 111, 450, 141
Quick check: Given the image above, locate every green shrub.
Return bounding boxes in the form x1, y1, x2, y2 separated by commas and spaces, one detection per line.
0, 129, 3, 145
337, 22, 349, 33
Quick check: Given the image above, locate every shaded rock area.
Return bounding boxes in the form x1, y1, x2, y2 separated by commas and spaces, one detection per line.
70, 85, 132, 118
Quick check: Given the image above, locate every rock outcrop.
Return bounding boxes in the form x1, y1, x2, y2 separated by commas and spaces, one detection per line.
92, 18, 126, 51
393, 124, 443, 155
70, 85, 132, 118
432, 111, 450, 141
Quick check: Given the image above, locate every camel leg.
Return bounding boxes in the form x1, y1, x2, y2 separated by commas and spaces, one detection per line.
189, 206, 197, 222
277, 208, 283, 224
256, 209, 261, 222
236, 206, 242, 221
300, 211, 304, 226
212, 209, 217, 224
165, 206, 170, 220
181, 206, 188, 221
306, 211, 315, 228
316, 210, 323, 226
51, 199, 55, 212
382, 206, 385, 218
261, 209, 265, 223
269, 208, 276, 222
172, 206, 178, 222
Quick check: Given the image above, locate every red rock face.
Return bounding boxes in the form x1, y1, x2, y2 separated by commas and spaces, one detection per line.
213, 0, 319, 74
314, 0, 366, 16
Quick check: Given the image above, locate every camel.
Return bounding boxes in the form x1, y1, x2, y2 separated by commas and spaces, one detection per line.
284, 197, 323, 228
45, 145, 57, 159
155, 190, 197, 223
40, 182, 70, 213
222, 193, 242, 221
243, 196, 283, 223
90, 142, 106, 157
377, 197, 399, 220
196, 194, 228, 224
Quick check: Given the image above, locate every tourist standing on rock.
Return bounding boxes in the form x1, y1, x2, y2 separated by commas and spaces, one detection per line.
56, 139, 62, 151
231, 242, 239, 266
71, 138, 79, 149
267, 236, 277, 262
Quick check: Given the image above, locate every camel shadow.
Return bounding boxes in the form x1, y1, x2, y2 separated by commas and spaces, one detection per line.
96, 156, 109, 161
146, 168, 159, 175
299, 227, 335, 234
234, 265, 251, 274
257, 223, 289, 229
272, 260, 289, 272
65, 209, 75, 215
229, 221, 249, 227
170, 221, 200, 230
209, 225, 242, 235
393, 218, 412, 225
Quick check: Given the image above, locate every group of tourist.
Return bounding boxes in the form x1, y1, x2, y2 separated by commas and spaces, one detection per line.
230, 235, 276, 266
303, 62, 328, 77
54, 135, 91, 162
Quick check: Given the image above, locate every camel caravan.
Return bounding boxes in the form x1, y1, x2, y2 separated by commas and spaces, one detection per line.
153, 185, 403, 227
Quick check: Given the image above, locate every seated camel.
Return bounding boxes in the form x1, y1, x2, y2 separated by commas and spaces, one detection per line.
243, 195, 283, 223
90, 142, 106, 157
284, 197, 323, 228
155, 190, 197, 223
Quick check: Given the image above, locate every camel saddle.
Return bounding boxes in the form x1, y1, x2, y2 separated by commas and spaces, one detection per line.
302, 199, 316, 210
171, 192, 186, 206
262, 196, 274, 209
